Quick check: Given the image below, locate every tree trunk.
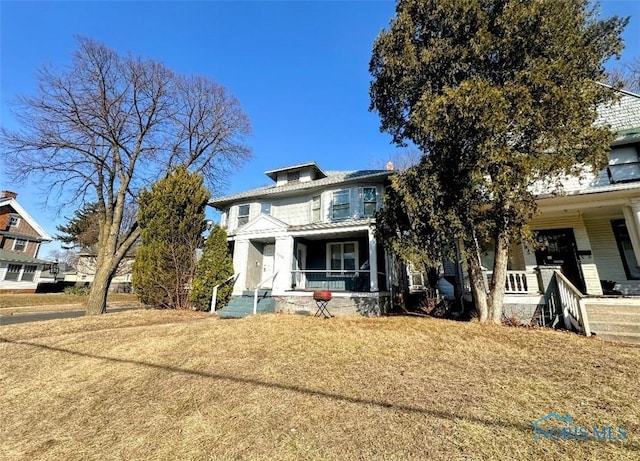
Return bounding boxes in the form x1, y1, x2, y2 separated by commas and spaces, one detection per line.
86, 262, 113, 315
467, 254, 489, 322
488, 232, 510, 324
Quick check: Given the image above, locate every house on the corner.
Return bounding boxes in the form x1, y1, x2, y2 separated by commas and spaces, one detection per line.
209, 163, 394, 316
0, 190, 53, 293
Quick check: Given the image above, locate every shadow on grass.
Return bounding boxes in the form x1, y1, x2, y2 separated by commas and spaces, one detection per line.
0, 335, 624, 444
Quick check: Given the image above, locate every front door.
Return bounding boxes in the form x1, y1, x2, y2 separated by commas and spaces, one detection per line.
296, 243, 307, 289
535, 228, 586, 293
261, 244, 275, 288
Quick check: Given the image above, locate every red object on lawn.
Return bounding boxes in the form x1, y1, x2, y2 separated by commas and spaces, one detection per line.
313, 290, 332, 302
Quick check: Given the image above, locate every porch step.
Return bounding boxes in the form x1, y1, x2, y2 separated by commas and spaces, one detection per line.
216, 296, 275, 319
591, 331, 640, 345
585, 304, 640, 345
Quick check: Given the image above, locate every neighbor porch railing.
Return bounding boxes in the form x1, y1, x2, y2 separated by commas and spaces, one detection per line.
485, 270, 535, 294
551, 270, 591, 336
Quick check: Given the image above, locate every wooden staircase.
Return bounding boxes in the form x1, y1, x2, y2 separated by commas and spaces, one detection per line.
584, 301, 640, 345
216, 291, 275, 319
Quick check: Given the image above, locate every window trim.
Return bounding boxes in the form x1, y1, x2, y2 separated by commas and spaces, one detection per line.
326, 241, 358, 277
237, 204, 250, 227
611, 219, 640, 280
4, 264, 22, 281
362, 186, 377, 218
13, 238, 27, 253
331, 190, 351, 220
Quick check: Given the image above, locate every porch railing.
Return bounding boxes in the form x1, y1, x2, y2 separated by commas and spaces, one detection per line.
254, 271, 279, 315
290, 269, 385, 292
210, 273, 240, 312
551, 270, 591, 336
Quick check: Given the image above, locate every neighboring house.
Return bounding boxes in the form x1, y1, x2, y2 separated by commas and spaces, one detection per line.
70, 253, 134, 292
469, 91, 640, 331
209, 162, 394, 315
0, 191, 53, 293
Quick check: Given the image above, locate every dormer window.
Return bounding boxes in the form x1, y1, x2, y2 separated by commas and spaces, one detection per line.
287, 171, 300, 183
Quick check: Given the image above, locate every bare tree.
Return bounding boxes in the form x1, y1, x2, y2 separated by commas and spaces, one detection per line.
1, 37, 251, 315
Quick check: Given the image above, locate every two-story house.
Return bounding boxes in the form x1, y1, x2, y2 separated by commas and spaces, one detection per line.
0, 191, 52, 293
209, 163, 394, 316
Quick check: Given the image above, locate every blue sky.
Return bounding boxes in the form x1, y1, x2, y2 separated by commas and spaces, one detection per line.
1, 1, 639, 258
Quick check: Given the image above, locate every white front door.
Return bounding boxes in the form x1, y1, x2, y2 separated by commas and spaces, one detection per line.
262, 244, 275, 288
296, 243, 307, 289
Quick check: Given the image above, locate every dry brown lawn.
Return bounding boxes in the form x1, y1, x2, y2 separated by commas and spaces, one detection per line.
0, 293, 140, 313
1, 311, 639, 460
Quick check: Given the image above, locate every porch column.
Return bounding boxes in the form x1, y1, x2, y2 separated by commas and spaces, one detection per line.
368, 227, 379, 292
232, 239, 250, 295
273, 235, 294, 295
624, 203, 640, 267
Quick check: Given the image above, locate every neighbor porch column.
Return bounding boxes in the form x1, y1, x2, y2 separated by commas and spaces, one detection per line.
368, 227, 379, 292
232, 239, 250, 296
624, 203, 640, 267
273, 235, 294, 295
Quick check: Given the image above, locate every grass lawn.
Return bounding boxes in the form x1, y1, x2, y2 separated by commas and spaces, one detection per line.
1, 311, 639, 460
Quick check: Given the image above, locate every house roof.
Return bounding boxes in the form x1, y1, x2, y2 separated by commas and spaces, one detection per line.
0, 197, 53, 241
597, 92, 640, 142
209, 169, 393, 209
0, 248, 50, 265
264, 162, 328, 181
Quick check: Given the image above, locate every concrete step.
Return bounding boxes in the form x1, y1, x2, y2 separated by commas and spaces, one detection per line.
592, 331, 640, 345
216, 296, 275, 318
585, 311, 640, 324
584, 304, 640, 314
589, 321, 640, 334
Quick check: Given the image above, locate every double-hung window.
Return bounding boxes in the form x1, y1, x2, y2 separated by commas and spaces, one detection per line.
13, 239, 27, 252
4, 264, 21, 281
362, 187, 377, 218
237, 204, 250, 227
261, 203, 271, 215
328, 242, 357, 276
311, 195, 321, 222
21, 265, 37, 282
332, 190, 350, 220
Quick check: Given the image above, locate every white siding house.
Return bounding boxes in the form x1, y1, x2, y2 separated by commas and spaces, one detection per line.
209, 162, 393, 315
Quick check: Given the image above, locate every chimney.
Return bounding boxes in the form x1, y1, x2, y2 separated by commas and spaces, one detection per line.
386, 161, 394, 171
1, 191, 17, 199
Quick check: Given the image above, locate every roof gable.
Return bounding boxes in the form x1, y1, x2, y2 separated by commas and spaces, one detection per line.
0, 197, 52, 241
236, 214, 289, 235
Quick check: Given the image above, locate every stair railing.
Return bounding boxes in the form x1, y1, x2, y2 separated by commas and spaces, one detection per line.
210, 273, 240, 313
553, 270, 591, 336
254, 271, 279, 315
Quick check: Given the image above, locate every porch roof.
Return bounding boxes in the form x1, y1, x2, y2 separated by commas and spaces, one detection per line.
0, 249, 49, 265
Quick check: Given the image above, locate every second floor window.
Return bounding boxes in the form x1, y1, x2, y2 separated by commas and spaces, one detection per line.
237, 205, 250, 227
607, 145, 640, 184
332, 190, 350, 220
311, 195, 321, 222
363, 187, 377, 217
261, 203, 271, 215
13, 239, 27, 252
